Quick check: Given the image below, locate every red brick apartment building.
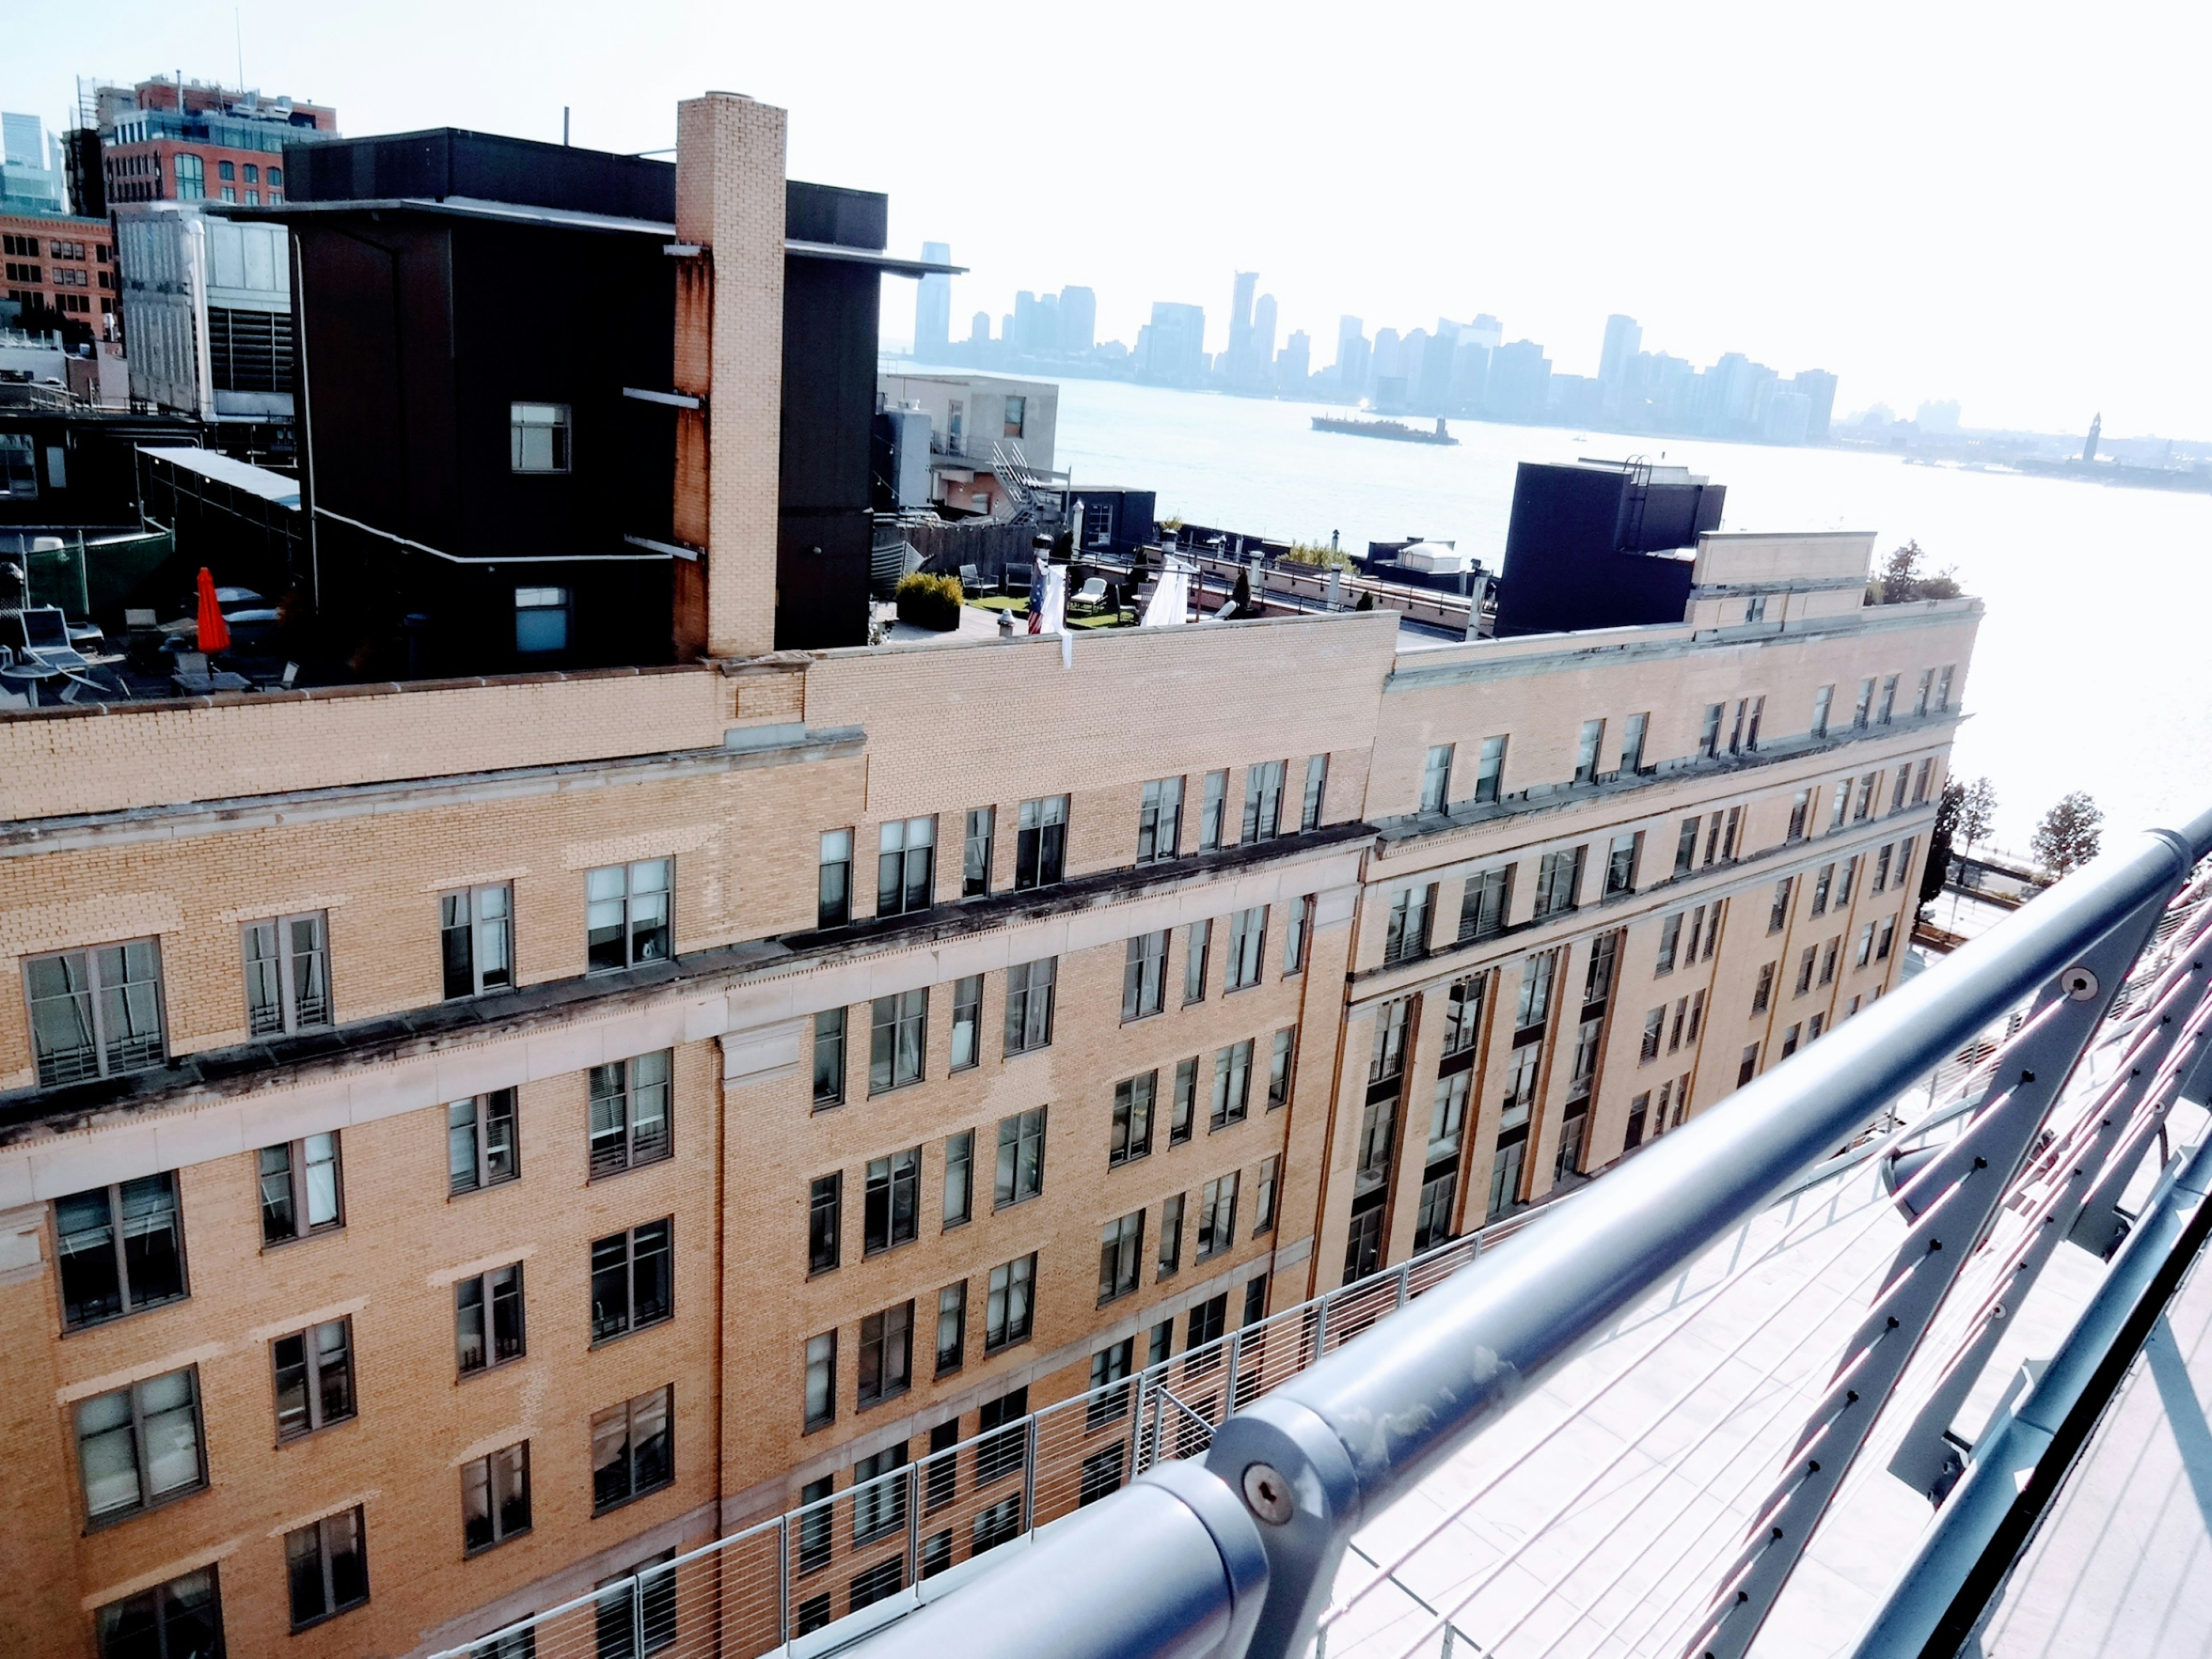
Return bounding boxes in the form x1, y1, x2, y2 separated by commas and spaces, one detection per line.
0, 92, 1978, 1659
0, 213, 113, 328
96, 77, 336, 207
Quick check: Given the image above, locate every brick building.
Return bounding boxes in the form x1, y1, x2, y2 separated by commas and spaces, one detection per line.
96, 78, 336, 207
0, 93, 1980, 1659
0, 211, 115, 331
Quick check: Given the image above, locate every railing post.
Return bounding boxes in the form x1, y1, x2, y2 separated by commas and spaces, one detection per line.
1021, 1415, 1038, 1532
631, 1564, 647, 1658
1395, 1261, 1411, 1308
906, 1460, 921, 1592
1126, 1372, 1149, 1478
1311, 1295, 1329, 1360
776, 1513, 790, 1645
1223, 1330, 1243, 1410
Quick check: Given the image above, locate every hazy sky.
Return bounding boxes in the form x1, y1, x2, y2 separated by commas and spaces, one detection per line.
9, 1, 2204, 436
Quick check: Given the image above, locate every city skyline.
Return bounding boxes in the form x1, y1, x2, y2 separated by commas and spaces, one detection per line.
6, 3, 2206, 435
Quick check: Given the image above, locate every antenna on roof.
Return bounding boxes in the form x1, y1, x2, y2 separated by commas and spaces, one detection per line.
563, 107, 570, 147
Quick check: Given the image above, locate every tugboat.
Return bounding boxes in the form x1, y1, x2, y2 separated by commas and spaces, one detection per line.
1310, 412, 1459, 446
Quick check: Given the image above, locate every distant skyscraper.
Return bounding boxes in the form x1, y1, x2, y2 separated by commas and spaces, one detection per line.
1334, 316, 1370, 400
969, 310, 991, 344
1788, 370, 1838, 441
2, 112, 42, 166
1485, 340, 1552, 423
1060, 286, 1096, 356
915, 241, 952, 358
1137, 301, 1207, 387
2083, 412, 2101, 463
1, 111, 65, 214
1915, 399, 1960, 435
1599, 315, 1642, 411
1278, 329, 1310, 391
1227, 271, 1257, 370
1252, 293, 1278, 375
1465, 314, 1503, 352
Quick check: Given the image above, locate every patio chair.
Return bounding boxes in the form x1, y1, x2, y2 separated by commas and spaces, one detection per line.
1071, 577, 1109, 614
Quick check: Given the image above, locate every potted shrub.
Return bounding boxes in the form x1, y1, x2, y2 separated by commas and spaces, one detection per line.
895, 571, 965, 631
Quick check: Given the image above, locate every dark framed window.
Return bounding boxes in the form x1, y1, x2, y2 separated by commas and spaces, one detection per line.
1302, 753, 1330, 830
819, 831, 853, 927
463, 1442, 532, 1552
1198, 1174, 1240, 1259
1109, 1071, 1156, 1166
516, 589, 569, 654
1014, 796, 1067, 888
94, 1566, 222, 1659
591, 1385, 674, 1512
448, 1090, 519, 1194
864, 1149, 920, 1254
441, 885, 513, 999
976, 1385, 1030, 1491
589, 1219, 673, 1342
804, 1334, 836, 1430
984, 1253, 1036, 1351
1243, 760, 1287, 841
797, 1476, 833, 1567
1226, 906, 1267, 989
273, 1318, 356, 1441
950, 975, 982, 1070
877, 816, 936, 915
25, 938, 166, 1086
1088, 1338, 1135, 1430
510, 402, 571, 472
1158, 1193, 1185, 1277
1283, 895, 1314, 973
456, 1264, 526, 1374
1171, 1057, 1198, 1145
1421, 743, 1454, 813
935, 1282, 967, 1376
1004, 958, 1056, 1054
808, 1173, 842, 1273
943, 1130, 974, 1228
259, 1132, 342, 1244
1123, 931, 1167, 1020
586, 859, 672, 972
56, 1175, 187, 1329
857, 1300, 914, 1407
963, 808, 994, 896
1138, 777, 1183, 862
813, 1009, 847, 1107
1198, 770, 1228, 850
870, 989, 927, 1093
595, 1550, 677, 1658
243, 912, 332, 1036
1385, 886, 1433, 962
1533, 847, 1584, 919
1267, 1028, 1296, 1109
75, 1368, 204, 1524
286, 1505, 368, 1630
1098, 1211, 1143, 1305
1210, 1040, 1253, 1130
1184, 918, 1211, 1004
1460, 867, 1512, 942
853, 1445, 910, 1548
994, 1108, 1047, 1207
1474, 734, 1508, 804
589, 1051, 673, 1178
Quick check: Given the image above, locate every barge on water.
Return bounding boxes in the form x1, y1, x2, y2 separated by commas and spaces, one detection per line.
1311, 412, 1459, 446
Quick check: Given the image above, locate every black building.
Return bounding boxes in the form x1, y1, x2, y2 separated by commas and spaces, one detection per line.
241, 127, 945, 677
1492, 459, 1725, 637
0, 407, 207, 531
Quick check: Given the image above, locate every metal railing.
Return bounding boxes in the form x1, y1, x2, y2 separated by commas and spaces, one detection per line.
434, 808, 2212, 1659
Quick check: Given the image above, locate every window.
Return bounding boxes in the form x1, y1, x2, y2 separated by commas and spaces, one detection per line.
1796, 947, 1817, 997
1877, 916, 1897, 961
1004, 957, 1058, 1054
1385, 885, 1433, 962
1302, 754, 1331, 830
1621, 712, 1650, 774
1003, 394, 1027, 437
985, 1254, 1036, 1350
819, 831, 853, 927
1158, 1195, 1185, 1277
1781, 1022, 1802, 1060
1789, 789, 1811, 842
56, 1176, 187, 1329
259, 1133, 342, 1244
1831, 781, 1850, 832
1243, 760, 1288, 841
1534, 847, 1585, 918
1605, 832, 1641, 897
26, 940, 166, 1085
963, 807, 995, 895
1088, 1339, 1135, 1429
1668, 995, 1688, 1052
1285, 893, 1315, 973
1656, 912, 1683, 975
448, 1090, 518, 1193
286, 1506, 368, 1629
1356, 1094, 1397, 1195
1515, 952, 1556, 1034
513, 583, 568, 650
1461, 866, 1512, 942
1821, 938, 1839, 986
589, 1050, 673, 1177
944, 1130, 974, 1228
463, 1443, 532, 1553
174, 153, 204, 198
1014, 796, 1068, 888
1853, 677, 1874, 729
1737, 1044, 1760, 1087
995, 1108, 1047, 1206
456, 1263, 527, 1374
1768, 877, 1794, 934
1199, 770, 1229, 850
1745, 696, 1766, 751
1674, 817, 1700, 877
1812, 684, 1835, 738
592, 1386, 674, 1510
852, 1444, 910, 1545
1753, 961, 1775, 1014
1574, 719, 1605, 784
241, 912, 335, 1038
1370, 997, 1412, 1085
877, 817, 937, 915
813, 1009, 847, 1106
1856, 772, 1877, 820
1700, 703, 1724, 758
1184, 918, 1213, 1003
804, 1334, 836, 1429
1626, 1092, 1651, 1149
75, 1369, 204, 1524
936, 1282, 967, 1375
1099, 1212, 1144, 1304
870, 988, 927, 1092
1874, 843, 1894, 893
1421, 744, 1454, 813
1474, 736, 1508, 804
218, 160, 236, 181
1171, 1058, 1198, 1145
808, 1174, 842, 1272
951, 974, 983, 1069
864, 1149, 921, 1253
510, 402, 571, 472
1198, 1174, 1240, 1259
1878, 674, 1899, 724
1211, 1039, 1255, 1129
94, 1567, 222, 1659
0, 431, 36, 498
857, 1301, 914, 1407
1641, 1006, 1665, 1063
441, 885, 513, 998
1110, 1072, 1156, 1166
1744, 594, 1768, 623
1138, 778, 1183, 862
1443, 976, 1484, 1055
1267, 1027, 1297, 1109
586, 859, 672, 972
1836, 855, 1858, 908
1914, 758, 1934, 805
1937, 665, 1955, 710
1254, 1156, 1280, 1234
589, 1220, 673, 1342
1110, 935, 1165, 1027
1226, 905, 1268, 987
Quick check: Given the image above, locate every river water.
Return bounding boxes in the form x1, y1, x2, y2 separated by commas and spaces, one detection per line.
984, 371, 2212, 853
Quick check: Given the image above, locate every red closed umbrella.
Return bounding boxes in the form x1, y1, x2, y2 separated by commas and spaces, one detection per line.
195, 567, 230, 654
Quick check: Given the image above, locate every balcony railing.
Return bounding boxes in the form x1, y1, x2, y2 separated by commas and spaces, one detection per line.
435, 805, 2212, 1659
